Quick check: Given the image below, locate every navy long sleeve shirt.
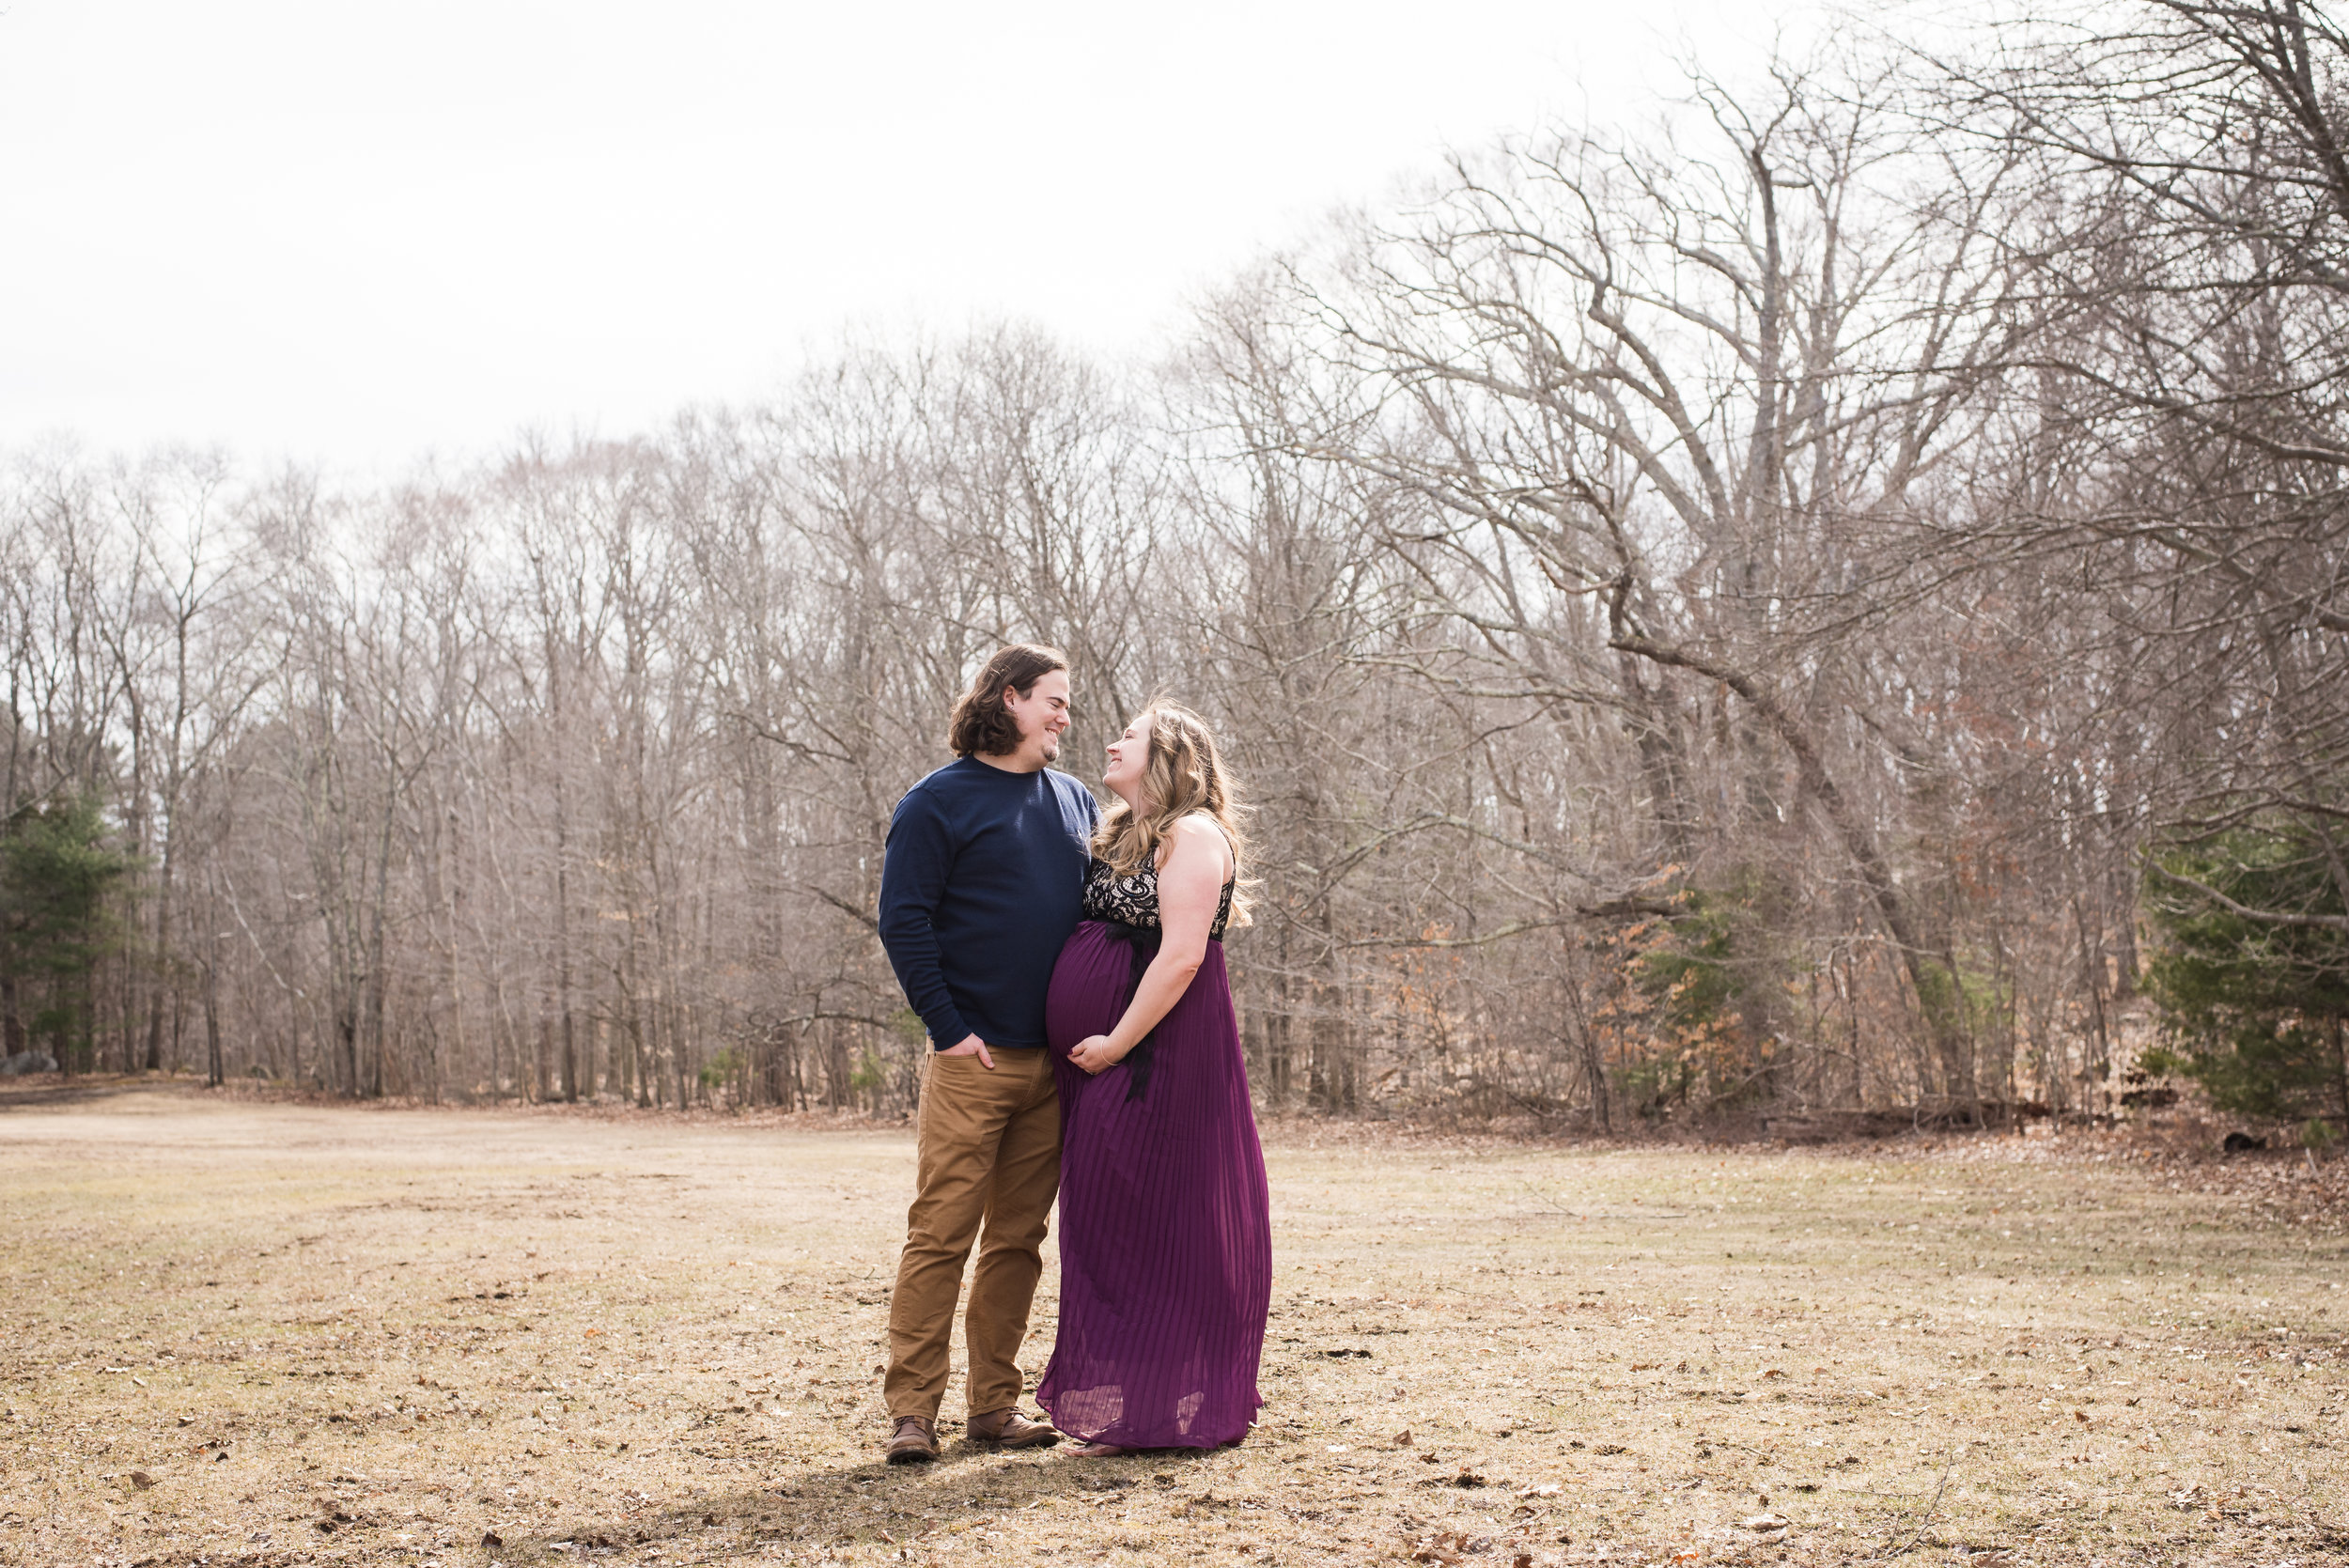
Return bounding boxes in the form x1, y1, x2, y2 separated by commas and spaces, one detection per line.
877, 757, 1099, 1050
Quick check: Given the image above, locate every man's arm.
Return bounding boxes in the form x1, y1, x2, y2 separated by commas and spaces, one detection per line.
876, 790, 977, 1054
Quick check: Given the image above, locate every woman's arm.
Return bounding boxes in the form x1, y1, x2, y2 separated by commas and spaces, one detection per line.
1066, 817, 1230, 1074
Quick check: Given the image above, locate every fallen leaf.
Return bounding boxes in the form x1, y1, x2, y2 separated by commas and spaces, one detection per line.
127, 1470, 155, 1490
1393, 1428, 1413, 1447
1408, 1529, 1469, 1565
1594, 1443, 1627, 1456
1745, 1512, 1790, 1530
482, 1529, 504, 1547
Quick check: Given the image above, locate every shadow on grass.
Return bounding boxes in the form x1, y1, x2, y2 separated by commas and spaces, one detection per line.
513, 1436, 1224, 1560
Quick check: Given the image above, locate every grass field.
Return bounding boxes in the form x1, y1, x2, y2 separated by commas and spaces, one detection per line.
0, 1082, 2343, 1568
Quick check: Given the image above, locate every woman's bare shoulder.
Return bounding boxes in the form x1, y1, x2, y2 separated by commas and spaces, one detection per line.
1168, 813, 1233, 870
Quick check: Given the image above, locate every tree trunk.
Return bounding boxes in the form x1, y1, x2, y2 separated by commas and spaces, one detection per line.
203, 959, 223, 1088
143, 835, 177, 1074
0, 970, 23, 1060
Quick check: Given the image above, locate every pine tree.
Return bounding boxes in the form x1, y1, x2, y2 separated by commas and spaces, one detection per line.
0, 797, 135, 1071
2141, 818, 2349, 1132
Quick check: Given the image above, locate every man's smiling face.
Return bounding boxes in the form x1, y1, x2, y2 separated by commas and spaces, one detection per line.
1002, 668, 1072, 766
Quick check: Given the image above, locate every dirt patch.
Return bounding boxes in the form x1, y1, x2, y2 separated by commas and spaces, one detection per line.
0, 1086, 2343, 1565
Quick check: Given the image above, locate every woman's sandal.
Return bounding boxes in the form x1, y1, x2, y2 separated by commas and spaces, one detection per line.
1068, 1440, 1130, 1457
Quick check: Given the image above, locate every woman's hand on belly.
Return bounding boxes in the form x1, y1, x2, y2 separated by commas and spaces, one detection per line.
1066, 1033, 1124, 1075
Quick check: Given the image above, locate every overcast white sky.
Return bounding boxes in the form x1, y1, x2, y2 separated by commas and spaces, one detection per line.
0, 1, 1758, 476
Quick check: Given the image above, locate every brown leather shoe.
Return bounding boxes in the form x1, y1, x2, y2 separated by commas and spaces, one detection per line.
967, 1407, 1062, 1449
885, 1415, 939, 1465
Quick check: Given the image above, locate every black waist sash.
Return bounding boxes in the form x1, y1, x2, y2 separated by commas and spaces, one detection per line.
1095, 920, 1221, 1104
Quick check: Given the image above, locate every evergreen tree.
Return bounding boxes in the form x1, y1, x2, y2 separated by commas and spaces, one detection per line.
0, 797, 135, 1070
2141, 819, 2349, 1130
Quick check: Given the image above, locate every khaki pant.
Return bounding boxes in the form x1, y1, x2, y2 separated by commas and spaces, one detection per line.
883, 1048, 1061, 1422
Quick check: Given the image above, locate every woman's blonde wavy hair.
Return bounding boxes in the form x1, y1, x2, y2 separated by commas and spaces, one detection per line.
1093, 702, 1252, 929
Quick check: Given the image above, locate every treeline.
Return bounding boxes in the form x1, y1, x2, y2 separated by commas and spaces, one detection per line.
4, 1, 2343, 1130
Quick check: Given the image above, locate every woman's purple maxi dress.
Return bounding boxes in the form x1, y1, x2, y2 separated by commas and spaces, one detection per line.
1037, 855, 1272, 1450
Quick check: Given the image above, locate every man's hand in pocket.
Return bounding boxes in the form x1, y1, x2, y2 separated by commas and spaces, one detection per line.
937, 1034, 996, 1069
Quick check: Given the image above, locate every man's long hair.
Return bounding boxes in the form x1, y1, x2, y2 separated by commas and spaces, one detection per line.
1092, 702, 1252, 929
947, 644, 1069, 758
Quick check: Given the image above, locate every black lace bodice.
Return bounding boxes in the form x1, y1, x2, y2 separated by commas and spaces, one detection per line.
1082, 857, 1235, 940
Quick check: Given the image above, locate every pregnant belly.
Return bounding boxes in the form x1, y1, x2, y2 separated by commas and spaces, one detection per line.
1046, 922, 1134, 1053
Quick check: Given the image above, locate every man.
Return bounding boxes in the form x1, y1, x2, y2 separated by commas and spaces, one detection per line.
875, 644, 1098, 1464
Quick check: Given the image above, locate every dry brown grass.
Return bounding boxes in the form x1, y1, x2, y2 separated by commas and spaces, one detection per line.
1, 1080, 2343, 1568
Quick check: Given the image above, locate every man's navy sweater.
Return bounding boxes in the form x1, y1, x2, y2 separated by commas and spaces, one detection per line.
877, 756, 1099, 1050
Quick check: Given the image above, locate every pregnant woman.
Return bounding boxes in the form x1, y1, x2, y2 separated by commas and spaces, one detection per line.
1038, 703, 1272, 1456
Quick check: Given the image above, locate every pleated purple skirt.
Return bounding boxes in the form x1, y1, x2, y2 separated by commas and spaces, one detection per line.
1036, 923, 1271, 1449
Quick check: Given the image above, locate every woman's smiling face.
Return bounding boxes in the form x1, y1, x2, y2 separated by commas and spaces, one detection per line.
1103, 713, 1152, 799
